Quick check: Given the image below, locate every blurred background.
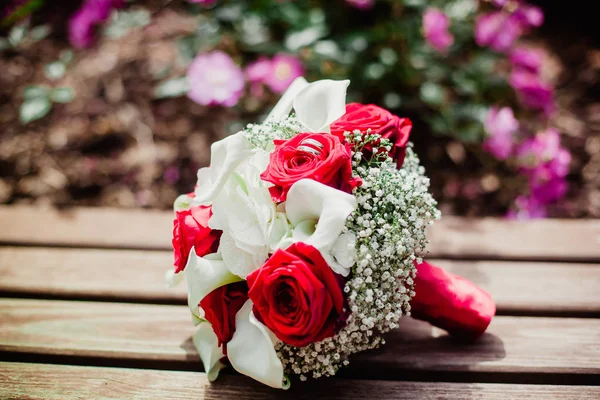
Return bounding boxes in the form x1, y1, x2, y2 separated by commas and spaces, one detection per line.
0, 0, 597, 218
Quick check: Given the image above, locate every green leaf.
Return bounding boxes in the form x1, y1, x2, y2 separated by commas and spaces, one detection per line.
51, 87, 75, 103
59, 49, 74, 65
44, 62, 66, 81
20, 97, 52, 124
420, 82, 446, 107
8, 22, 27, 47
29, 25, 51, 41
23, 85, 51, 100
0, 38, 10, 51
153, 77, 189, 99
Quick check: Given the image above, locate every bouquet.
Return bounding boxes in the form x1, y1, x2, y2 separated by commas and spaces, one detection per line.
167, 78, 496, 389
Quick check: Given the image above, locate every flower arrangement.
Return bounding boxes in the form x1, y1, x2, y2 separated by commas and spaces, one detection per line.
168, 78, 496, 388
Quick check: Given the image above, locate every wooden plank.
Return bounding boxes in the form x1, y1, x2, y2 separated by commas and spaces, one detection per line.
0, 299, 598, 382
2, 247, 599, 315
0, 205, 173, 250
426, 217, 600, 262
0, 246, 186, 303
1, 206, 599, 261
2, 363, 599, 400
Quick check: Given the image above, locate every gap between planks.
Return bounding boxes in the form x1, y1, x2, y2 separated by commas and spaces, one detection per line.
0, 299, 598, 385
1, 205, 599, 261
2, 246, 599, 316
1, 362, 599, 400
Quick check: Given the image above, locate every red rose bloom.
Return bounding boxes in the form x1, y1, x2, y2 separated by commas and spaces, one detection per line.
260, 132, 360, 203
172, 205, 222, 273
247, 242, 347, 347
330, 103, 413, 168
200, 281, 249, 351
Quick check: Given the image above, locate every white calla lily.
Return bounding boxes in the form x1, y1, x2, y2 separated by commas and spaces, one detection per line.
227, 300, 288, 389
184, 250, 243, 319
264, 77, 309, 122
193, 321, 226, 382
284, 179, 357, 276
194, 132, 255, 205
293, 79, 350, 132
209, 151, 291, 278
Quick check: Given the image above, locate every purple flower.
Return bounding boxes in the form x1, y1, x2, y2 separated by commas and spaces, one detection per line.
506, 195, 547, 219
513, 4, 544, 28
68, 0, 124, 49
475, 11, 522, 52
491, 0, 510, 7
422, 8, 454, 53
509, 70, 555, 115
187, 51, 245, 107
245, 57, 272, 84
510, 47, 544, 74
483, 107, 519, 160
263, 54, 304, 94
345, 0, 375, 9
516, 128, 569, 174
516, 128, 571, 203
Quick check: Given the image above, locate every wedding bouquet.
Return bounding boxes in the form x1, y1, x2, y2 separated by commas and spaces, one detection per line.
167, 78, 496, 389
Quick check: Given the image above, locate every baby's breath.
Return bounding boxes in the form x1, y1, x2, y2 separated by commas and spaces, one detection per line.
276, 131, 440, 380
244, 115, 303, 150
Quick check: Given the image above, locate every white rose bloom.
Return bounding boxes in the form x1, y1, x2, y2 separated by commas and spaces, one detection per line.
209, 151, 291, 278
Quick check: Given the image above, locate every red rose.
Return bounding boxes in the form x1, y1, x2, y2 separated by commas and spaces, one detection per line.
200, 281, 249, 351
172, 205, 222, 273
330, 103, 413, 168
260, 132, 361, 203
247, 242, 347, 347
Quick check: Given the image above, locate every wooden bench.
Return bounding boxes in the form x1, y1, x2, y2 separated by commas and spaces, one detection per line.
1, 205, 599, 399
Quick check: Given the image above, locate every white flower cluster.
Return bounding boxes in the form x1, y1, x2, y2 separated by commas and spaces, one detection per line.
246, 124, 440, 381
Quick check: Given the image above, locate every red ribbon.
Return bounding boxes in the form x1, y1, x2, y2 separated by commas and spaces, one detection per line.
411, 260, 496, 340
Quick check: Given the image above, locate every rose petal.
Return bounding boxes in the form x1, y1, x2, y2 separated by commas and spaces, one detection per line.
227, 300, 288, 389
193, 132, 255, 205
285, 179, 357, 276
293, 79, 350, 132
184, 249, 243, 319
264, 77, 309, 123
192, 321, 226, 381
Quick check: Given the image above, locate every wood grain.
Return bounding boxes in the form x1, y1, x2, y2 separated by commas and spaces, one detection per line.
1, 206, 599, 260
0, 299, 598, 381
2, 246, 598, 315
2, 363, 599, 400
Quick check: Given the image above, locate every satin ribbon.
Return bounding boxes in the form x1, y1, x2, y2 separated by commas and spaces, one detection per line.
411, 261, 496, 340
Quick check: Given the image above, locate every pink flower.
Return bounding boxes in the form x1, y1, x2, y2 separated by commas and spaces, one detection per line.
506, 195, 547, 219
345, 0, 374, 9
512, 4, 544, 28
515, 128, 571, 206
68, 0, 124, 49
187, 51, 245, 107
509, 70, 555, 115
245, 57, 272, 84
516, 128, 570, 177
482, 107, 519, 160
510, 47, 544, 74
475, 11, 522, 52
422, 8, 454, 53
263, 54, 304, 94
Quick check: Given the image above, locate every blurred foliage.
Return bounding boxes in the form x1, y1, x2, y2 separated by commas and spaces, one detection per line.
167, 0, 517, 144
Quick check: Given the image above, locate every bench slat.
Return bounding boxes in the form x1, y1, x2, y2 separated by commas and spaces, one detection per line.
1, 206, 599, 261
2, 246, 599, 315
2, 362, 599, 400
1, 299, 598, 382
2, 362, 598, 400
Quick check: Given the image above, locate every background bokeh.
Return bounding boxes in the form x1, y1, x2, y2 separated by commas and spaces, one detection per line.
0, 0, 598, 218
